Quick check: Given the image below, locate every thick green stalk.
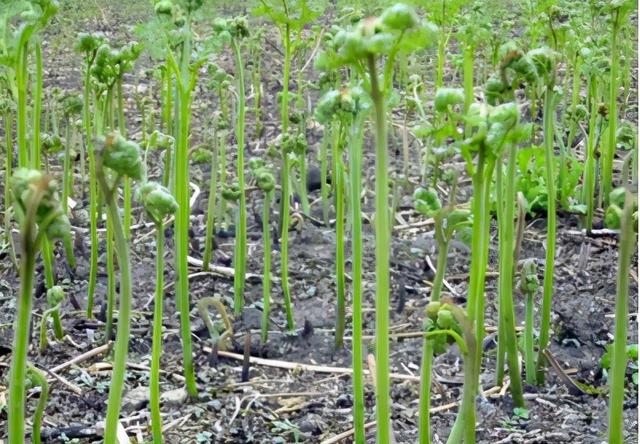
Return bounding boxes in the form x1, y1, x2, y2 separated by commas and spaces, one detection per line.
419, 340, 434, 444
497, 143, 524, 406
368, 54, 392, 444
320, 132, 330, 227
231, 38, 247, 315
450, 148, 492, 442
261, 191, 272, 344
279, 27, 295, 331
105, 213, 116, 342
41, 239, 55, 289
175, 84, 198, 396
536, 86, 557, 385
333, 122, 346, 348
202, 131, 219, 270
349, 116, 365, 444
602, 10, 620, 206
162, 65, 173, 188
8, 217, 38, 444
446, 310, 478, 444
32, 42, 43, 169
607, 190, 635, 444
150, 225, 165, 443
495, 160, 505, 386
474, 156, 495, 379
84, 56, 98, 318
101, 182, 134, 444
3, 109, 14, 245
280, 153, 295, 331
17, 42, 29, 167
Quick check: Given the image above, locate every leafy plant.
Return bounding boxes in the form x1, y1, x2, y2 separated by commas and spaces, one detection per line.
8, 169, 70, 444
137, 180, 178, 443
316, 4, 437, 441
94, 132, 144, 444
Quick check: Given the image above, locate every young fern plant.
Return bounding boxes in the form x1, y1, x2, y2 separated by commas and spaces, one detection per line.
212, 16, 250, 315
315, 88, 356, 348
74, 31, 105, 318
137, 181, 178, 444
315, 5, 438, 441
528, 47, 560, 385
39, 285, 65, 349
25, 364, 49, 444
424, 300, 478, 444
447, 99, 526, 443
254, 0, 322, 333
145, 0, 206, 396
413, 186, 471, 444
347, 103, 368, 444
94, 132, 144, 444
248, 158, 277, 343
8, 169, 71, 444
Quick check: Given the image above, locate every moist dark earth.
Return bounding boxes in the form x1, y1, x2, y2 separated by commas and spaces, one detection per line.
0, 1, 638, 443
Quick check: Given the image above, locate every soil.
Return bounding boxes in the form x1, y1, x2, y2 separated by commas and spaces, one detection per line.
0, 2, 637, 443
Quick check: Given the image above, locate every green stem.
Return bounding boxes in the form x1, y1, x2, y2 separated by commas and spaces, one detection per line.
419, 227, 449, 444
280, 154, 295, 331
172, 57, 198, 396
498, 143, 524, 406
495, 160, 505, 386
33, 41, 43, 169
85, 56, 98, 318
105, 214, 116, 342
320, 132, 330, 227
261, 191, 272, 344
334, 122, 345, 348
151, 225, 165, 443
368, 54, 392, 444
162, 65, 173, 188
231, 38, 247, 315
101, 177, 134, 444
607, 190, 635, 444
8, 229, 37, 444
524, 290, 536, 385
536, 86, 557, 385
349, 115, 365, 444
279, 27, 295, 332
17, 37, 30, 167
4, 109, 14, 249
602, 10, 620, 207
63, 120, 72, 215
582, 76, 598, 233
419, 340, 434, 444
27, 364, 48, 444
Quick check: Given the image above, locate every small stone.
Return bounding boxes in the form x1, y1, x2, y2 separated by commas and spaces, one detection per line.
160, 387, 188, 406
121, 386, 149, 413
